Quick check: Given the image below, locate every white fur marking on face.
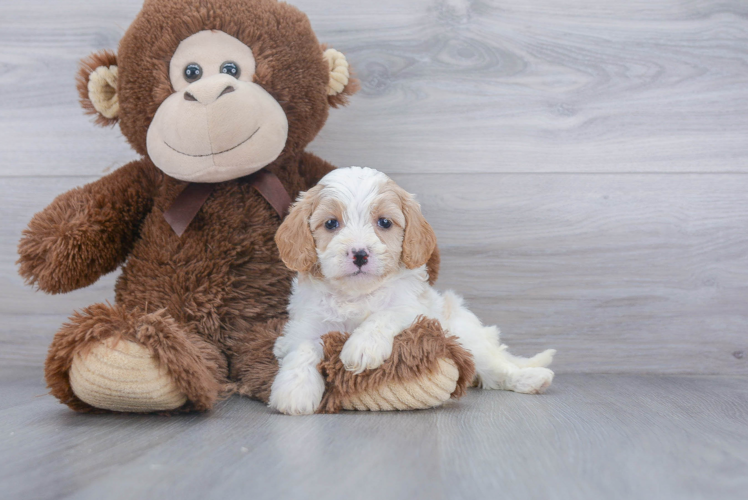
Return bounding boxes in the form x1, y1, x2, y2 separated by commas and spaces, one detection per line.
311, 167, 404, 285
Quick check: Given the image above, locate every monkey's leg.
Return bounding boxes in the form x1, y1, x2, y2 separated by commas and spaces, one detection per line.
45, 303, 227, 413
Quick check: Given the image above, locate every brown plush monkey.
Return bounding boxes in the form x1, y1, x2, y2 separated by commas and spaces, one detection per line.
17, 0, 474, 414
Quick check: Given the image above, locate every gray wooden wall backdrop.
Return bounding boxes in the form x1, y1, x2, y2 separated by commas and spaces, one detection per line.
1, 0, 746, 375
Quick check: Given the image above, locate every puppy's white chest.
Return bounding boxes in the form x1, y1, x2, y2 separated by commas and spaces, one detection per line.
323, 293, 379, 328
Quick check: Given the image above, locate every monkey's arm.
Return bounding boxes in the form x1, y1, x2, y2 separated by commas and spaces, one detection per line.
17, 159, 158, 294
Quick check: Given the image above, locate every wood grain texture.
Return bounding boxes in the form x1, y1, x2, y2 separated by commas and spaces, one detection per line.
1, 1, 747, 375
2, 174, 746, 374
0, 0, 747, 176
1, 369, 746, 500
394, 173, 748, 375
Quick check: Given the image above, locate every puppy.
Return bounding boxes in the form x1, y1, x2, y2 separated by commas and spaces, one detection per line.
270, 167, 556, 415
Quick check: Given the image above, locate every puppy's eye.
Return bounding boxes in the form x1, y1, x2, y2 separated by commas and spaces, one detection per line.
220, 61, 240, 78
324, 219, 339, 231
377, 218, 392, 229
184, 63, 202, 82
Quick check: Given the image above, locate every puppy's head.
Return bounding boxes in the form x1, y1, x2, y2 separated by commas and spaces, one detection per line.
275, 167, 436, 283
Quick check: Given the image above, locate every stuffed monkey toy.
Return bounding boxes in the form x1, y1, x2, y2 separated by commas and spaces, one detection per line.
17, 0, 474, 414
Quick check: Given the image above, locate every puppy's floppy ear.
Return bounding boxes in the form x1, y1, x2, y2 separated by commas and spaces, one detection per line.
275, 185, 324, 272
322, 46, 360, 108
77, 50, 119, 126
399, 188, 438, 269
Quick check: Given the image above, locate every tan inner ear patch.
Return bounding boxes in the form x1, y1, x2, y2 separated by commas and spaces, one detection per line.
88, 65, 119, 119
309, 195, 346, 254
323, 48, 350, 96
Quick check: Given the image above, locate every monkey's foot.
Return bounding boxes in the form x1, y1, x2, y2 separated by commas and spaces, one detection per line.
46, 303, 226, 413
69, 337, 187, 412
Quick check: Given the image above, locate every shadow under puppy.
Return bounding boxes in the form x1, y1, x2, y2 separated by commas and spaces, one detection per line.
272, 167, 556, 415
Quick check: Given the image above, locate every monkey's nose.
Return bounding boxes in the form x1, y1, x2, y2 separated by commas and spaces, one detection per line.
352, 249, 369, 268
184, 84, 236, 105
218, 86, 235, 98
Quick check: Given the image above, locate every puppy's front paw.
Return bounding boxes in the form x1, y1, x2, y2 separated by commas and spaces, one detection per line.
340, 332, 394, 374
269, 369, 325, 416
509, 367, 554, 394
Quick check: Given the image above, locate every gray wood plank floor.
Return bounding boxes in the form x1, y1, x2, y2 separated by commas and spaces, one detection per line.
2, 368, 747, 500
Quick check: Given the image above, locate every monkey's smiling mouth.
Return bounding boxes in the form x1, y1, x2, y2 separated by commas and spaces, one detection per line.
164, 127, 261, 158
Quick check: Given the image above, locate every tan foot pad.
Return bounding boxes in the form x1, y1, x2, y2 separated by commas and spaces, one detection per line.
69, 338, 187, 412
340, 358, 459, 411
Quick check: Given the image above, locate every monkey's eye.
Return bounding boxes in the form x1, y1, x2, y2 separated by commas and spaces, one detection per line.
220, 61, 240, 78
184, 63, 202, 82
377, 218, 392, 229
324, 219, 339, 231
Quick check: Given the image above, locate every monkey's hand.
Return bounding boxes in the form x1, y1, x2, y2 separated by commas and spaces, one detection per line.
17, 160, 156, 294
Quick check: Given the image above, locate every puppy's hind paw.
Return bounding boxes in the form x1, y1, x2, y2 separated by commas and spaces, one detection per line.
509, 367, 554, 394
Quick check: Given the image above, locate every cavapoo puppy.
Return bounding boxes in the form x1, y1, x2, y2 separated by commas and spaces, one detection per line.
270, 167, 556, 415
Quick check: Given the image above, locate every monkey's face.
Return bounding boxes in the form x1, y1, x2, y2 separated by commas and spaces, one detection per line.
76, 0, 358, 180
146, 30, 288, 183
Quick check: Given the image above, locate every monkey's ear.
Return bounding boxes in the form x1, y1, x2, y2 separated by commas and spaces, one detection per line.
76, 50, 120, 126
322, 47, 360, 108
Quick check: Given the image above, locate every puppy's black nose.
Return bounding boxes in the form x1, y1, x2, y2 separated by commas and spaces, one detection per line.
352, 249, 369, 268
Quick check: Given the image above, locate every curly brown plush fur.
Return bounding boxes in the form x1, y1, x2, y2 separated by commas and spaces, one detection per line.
46, 303, 227, 413
18, 160, 158, 294
18, 0, 472, 414
228, 316, 475, 414
316, 318, 475, 414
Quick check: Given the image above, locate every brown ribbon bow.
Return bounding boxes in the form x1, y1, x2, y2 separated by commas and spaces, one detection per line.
163, 169, 293, 237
